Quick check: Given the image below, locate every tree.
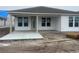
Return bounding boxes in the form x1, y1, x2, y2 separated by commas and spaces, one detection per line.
0, 16, 7, 26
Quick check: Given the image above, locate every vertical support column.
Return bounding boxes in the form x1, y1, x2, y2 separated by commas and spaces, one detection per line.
36, 16, 38, 32
9, 15, 12, 33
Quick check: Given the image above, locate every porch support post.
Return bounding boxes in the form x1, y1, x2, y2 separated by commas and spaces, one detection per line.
9, 15, 12, 33
36, 16, 38, 32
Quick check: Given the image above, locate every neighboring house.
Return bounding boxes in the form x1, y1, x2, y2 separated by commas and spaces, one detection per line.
0, 17, 7, 27
9, 6, 79, 32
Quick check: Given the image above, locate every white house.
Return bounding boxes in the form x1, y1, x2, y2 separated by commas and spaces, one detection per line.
9, 6, 79, 32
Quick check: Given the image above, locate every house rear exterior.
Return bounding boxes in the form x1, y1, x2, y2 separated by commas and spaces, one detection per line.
9, 6, 79, 32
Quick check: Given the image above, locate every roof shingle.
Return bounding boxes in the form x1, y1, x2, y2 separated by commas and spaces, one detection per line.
10, 6, 76, 14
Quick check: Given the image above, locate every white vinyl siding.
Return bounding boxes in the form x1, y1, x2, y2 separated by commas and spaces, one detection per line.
61, 16, 79, 32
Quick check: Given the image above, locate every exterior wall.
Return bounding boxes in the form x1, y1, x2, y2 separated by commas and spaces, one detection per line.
61, 16, 79, 32
13, 15, 79, 32
55, 16, 61, 31
15, 16, 58, 31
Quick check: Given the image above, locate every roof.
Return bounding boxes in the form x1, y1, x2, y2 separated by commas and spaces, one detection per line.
9, 6, 76, 14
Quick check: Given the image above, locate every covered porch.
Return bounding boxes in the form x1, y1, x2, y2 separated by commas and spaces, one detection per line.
0, 14, 61, 40
9, 15, 40, 32
6, 10, 61, 40
9, 14, 61, 32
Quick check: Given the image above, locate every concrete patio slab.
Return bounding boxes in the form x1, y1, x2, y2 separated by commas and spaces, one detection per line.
0, 31, 43, 40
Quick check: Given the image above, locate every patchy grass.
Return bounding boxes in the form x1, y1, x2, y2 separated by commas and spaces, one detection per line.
0, 31, 79, 53
0, 39, 78, 53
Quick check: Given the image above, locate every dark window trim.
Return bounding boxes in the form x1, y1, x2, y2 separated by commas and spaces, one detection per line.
47, 17, 51, 27
41, 17, 51, 27
69, 16, 73, 27
24, 17, 28, 27
18, 17, 28, 27
75, 16, 79, 27
18, 17, 23, 27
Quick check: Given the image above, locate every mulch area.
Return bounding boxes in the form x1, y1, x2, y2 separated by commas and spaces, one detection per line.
65, 32, 79, 39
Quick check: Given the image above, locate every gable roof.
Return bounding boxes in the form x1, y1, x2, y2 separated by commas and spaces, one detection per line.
10, 6, 76, 14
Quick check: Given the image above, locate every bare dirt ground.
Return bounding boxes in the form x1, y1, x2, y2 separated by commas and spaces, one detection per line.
0, 30, 79, 53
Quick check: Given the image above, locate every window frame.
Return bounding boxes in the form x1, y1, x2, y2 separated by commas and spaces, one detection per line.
69, 16, 73, 27
17, 17, 28, 27
41, 17, 51, 27
41, 17, 46, 27
18, 17, 23, 27
23, 17, 28, 27
47, 17, 51, 27
75, 16, 79, 27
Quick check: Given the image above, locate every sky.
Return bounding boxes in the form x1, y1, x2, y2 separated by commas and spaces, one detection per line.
0, 6, 79, 11
0, 10, 8, 17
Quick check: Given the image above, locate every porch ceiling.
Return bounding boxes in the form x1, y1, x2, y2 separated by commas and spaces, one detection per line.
0, 31, 43, 40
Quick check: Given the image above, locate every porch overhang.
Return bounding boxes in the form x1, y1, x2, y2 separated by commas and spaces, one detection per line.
9, 12, 79, 16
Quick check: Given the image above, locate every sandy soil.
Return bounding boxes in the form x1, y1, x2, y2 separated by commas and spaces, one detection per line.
0, 31, 79, 53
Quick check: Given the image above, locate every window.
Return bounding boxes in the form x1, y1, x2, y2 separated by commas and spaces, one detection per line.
41, 17, 51, 27
24, 17, 28, 26
75, 17, 79, 27
18, 17, 28, 27
18, 17, 22, 27
69, 16, 73, 27
47, 17, 51, 26
42, 17, 46, 27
